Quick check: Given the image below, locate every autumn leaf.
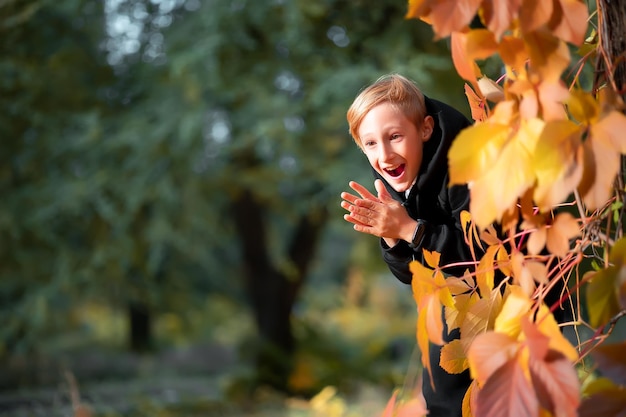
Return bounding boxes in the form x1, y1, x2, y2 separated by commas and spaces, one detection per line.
451, 31, 483, 88
545, 212, 579, 257
549, 0, 589, 46
519, 0, 553, 34
528, 350, 580, 417
461, 288, 503, 344
477, 76, 504, 102
475, 355, 539, 417
498, 35, 528, 74
464, 83, 488, 122
423, 0, 482, 39
577, 109, 626, 209
481, 0, 522, 40
380, 388, 429, 417
590, 341, 626, 386
532, 119, 583, 210
467, 331, 519, 385
578, 384, 626, 417
476, 245, 498, 296
441, 339, 470, 374
494, 285, 533, 337
524, 29, 571, 83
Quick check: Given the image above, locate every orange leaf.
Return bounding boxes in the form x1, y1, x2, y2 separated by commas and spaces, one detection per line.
468, 331, 519, 385
481, 0, 522, 40
476, 245, 498, 296
578, 114, 625, 210
380, 390, 399, 417
466, 29, 499, 60
451, 31, 483, 87
545, 212, 579, 258
498, 35, 528, 74
405, 0, 433, 19
475, 356, 539, 417
464, 83, 488, 122
426, 0, 483, 39
519, 0, 554, 34
511, 251, 537, 296
525, 30, 571, 83
425, 295, 445, 345
549, 0, 589, 46
462, 380, 478, 417
535, 304, 579, 362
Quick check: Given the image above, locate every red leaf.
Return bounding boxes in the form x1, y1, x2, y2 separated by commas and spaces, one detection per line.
476, 356, 539, 417
529, 350, 580, 417
591, 341, 626, 386
578, 387, 626, 417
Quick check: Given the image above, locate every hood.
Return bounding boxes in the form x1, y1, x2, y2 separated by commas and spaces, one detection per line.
372, 96, 472, 203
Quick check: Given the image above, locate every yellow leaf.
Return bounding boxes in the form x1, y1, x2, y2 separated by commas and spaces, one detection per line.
476, 245, 498, 296
423, 249, 441, 269
448, 122, 509, 186
535, 304, 579, 362
441, 339, 470, 374
566, 89, 600, 125
405, 0, 433, 19
417, 308, 433, 386
494, 286, 533, 338
532, 119, 583, 210
462, 380, 477, 417
425, 295, 445, 345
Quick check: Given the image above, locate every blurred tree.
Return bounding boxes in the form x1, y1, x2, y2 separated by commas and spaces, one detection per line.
0, 0, 464, 392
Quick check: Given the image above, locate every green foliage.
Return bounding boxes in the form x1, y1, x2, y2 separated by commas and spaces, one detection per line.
0, 0, 461, 363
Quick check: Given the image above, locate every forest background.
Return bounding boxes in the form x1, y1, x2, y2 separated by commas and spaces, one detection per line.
2, 0, 625, 416
0, 0, 474, 416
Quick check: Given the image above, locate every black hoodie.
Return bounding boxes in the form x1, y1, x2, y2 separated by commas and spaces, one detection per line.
376, 96, 474, 283
374, 96, 474, 417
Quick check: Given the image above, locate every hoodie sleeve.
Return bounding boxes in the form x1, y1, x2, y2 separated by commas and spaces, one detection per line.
379, 182, 473, 284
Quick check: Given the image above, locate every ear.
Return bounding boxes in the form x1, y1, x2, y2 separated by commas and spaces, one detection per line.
421, 115, 434, 142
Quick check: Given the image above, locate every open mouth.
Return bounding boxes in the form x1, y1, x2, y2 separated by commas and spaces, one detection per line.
385, 164, 405, 178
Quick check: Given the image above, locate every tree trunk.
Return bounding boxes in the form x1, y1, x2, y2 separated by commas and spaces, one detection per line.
596, 0, 626, 100
128, 301, 152, 353
232, 188, 327, 392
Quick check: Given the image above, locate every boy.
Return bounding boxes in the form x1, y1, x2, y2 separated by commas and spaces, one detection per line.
340, 73, 473, 417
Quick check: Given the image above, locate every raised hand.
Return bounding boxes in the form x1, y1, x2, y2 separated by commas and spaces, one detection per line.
340, 179, 417, 246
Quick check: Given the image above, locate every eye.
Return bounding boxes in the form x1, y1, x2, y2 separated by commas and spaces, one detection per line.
363, 140, 376, 148
390, 133, 401, 140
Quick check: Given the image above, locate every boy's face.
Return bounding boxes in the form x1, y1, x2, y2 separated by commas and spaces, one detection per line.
358, 103, 433, 193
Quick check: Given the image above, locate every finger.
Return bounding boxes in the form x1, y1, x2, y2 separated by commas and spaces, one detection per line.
374, 179, 394, 202
349, 181, 379, 201
340, 191, 359, 205
343, 213, 368, 227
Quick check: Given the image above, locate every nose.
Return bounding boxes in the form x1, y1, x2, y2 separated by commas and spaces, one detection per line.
379, 142, 394, 162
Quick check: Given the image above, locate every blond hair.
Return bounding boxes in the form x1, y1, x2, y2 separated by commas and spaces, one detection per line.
346, 73, 427, 144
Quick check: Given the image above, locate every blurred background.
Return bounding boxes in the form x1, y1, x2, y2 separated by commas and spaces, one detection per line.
0, 0, 470, 415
